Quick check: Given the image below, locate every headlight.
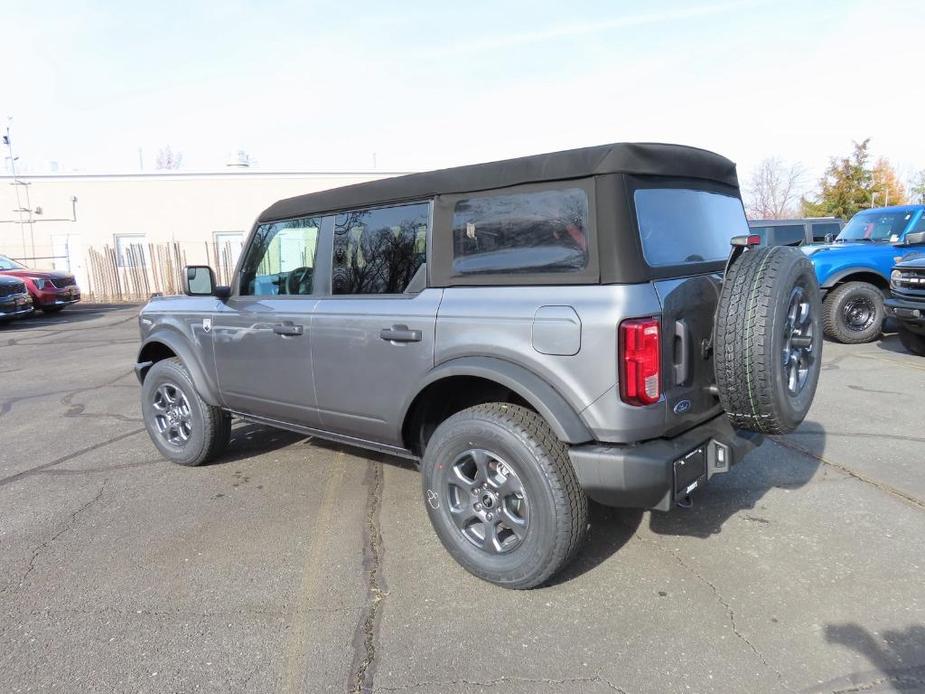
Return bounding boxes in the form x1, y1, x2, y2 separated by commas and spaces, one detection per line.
30, 277, 48, 289
891, 270, 901, 286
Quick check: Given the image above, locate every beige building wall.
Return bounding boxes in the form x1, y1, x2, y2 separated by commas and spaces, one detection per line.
0, 170, 402, 293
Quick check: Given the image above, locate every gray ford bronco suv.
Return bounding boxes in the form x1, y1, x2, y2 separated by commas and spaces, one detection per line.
136, 143, 822, 588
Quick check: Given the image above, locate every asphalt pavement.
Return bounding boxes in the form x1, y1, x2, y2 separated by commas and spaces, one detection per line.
1, 305, 924, 693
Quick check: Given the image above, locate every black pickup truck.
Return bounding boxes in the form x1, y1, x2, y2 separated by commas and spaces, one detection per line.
886, 233, 925, 356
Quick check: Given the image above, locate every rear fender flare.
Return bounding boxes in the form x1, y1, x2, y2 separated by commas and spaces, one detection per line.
403, 356, 593, 444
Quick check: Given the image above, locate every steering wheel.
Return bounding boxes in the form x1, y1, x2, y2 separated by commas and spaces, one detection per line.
286, 266, 313, 295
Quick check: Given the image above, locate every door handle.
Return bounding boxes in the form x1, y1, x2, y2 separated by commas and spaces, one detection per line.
673, 319, 691, 386
273, 321, 304, 337
380, 324, 422, 343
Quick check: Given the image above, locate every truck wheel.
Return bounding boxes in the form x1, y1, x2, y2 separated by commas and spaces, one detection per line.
898, 325, 925, 356
822, 282, 885, 344
141, 358, 231, 466
420, 403, 587, 589
714, 246, 822, 434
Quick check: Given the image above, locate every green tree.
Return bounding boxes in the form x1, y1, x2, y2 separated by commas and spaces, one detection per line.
802, 139, 874, 219
910, 170, 925, 204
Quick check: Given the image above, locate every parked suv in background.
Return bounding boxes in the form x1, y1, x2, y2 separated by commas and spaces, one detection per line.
0, 255, 81, 313
801, 205, 925, 343
748, 217, 844, 247
886, 235, 925, 356
0, 275, 33, 322
135, 143, 822, 588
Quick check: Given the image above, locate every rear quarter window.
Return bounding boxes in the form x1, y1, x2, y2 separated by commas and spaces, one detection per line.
451, 188, 589, 274
634, 188, 748, 266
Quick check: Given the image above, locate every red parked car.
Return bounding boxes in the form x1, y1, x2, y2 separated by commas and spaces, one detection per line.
0, 254, 81, 313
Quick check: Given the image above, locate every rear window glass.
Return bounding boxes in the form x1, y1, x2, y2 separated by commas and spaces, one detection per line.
750, 224, 805, 246
811, 222, 841, 241
634, 188, 747, 266
452, 188, 589, 275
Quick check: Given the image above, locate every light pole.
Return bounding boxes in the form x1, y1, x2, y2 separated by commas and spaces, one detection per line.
3, 118, 36, 260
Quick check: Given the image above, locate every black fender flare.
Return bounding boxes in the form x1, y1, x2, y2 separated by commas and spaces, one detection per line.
820, 266, 889, 290
403, 356, 594, 444
136, 330, 222, 407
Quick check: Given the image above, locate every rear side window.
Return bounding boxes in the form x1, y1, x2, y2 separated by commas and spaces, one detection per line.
634, 188, 747, 266
811, 222, 841, 241
750, 224, 805, 246
332, 202, 429, 294
451, 188, 589, 274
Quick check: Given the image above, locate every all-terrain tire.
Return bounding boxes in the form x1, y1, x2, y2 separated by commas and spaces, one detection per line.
714, 246, 822, 434
822, 281, 885, 344
898, 325, 925, 356
141, 358, 231, 466
421, 403, 588, 589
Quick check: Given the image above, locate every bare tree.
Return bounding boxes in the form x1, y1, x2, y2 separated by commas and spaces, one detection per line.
155, 146, 183, 170
745, 157, 805, 219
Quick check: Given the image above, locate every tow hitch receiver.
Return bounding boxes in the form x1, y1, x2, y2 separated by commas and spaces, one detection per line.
674, 446, 707, 501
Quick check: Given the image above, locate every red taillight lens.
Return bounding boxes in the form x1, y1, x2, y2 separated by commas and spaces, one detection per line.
619, 317, 661, 406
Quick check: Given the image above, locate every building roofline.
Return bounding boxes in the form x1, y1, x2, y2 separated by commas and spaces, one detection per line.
0, 170, 413, 182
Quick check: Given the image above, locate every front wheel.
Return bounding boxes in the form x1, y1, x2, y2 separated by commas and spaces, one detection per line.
421, 403, 587, 589
141, 358, 231, 466
823, 282, 885, 344
898, 325, 925, 356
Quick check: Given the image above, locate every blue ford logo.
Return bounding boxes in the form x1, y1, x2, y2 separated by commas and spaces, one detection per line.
673, 400, 692, 415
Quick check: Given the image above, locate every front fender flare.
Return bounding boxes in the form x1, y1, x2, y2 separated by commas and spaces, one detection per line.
820, 266, 889, 289
404, 356, 594, 444
136, 330, 221, 407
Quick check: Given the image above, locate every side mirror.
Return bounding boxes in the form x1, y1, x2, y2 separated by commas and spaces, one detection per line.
824, 233, 835, 243
184, 265, 219, 296
903, 231, 925, 246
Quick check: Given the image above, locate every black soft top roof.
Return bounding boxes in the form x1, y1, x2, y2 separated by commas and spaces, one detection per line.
258, 142, 738, 223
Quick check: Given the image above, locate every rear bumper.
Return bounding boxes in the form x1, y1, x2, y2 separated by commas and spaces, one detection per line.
885, 297, 925, 328
568, 413, 763, 512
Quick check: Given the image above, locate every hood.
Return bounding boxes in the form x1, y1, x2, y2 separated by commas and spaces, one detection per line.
801, 241, 893, 257
0, 274, 26, 286
0, 268, 73, 280
896, 254, 925, 269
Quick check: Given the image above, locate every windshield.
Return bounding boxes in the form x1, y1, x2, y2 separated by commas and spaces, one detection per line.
0, 255, 26, 271
634, 188, 748, 266
836, 211, 913, 242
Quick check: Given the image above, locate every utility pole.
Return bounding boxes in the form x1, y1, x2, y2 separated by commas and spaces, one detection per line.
3, 118, 35, 259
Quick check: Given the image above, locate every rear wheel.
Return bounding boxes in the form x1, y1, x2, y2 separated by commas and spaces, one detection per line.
822, 281, 885, 344
898, 325, 925, 356
141, 358, 231, 466
421, 403, 587, 589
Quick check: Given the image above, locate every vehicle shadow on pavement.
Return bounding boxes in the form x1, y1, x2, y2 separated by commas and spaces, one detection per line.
808, 623, 925, 693
206, 422, 307, 466
646, 420, 825, 539
546, 503, 643, 585
876, 333, 912, 356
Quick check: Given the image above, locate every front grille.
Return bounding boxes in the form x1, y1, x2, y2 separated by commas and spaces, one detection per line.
0, 281, 26, 297
50, 276, 75, 289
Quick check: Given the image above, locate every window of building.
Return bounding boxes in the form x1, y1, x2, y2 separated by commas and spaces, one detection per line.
451, 188, 589, 275
239, 217, 320, 296
332, 202, 429, 294
114, 234, 147, 268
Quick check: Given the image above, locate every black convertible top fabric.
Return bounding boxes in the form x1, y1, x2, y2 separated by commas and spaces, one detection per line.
258, 142, 738, 222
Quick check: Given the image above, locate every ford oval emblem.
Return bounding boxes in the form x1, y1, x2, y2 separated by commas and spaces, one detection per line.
673, 400, 692, 415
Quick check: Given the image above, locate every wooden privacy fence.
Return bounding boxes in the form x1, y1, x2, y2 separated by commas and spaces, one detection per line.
85, 241, 239, 302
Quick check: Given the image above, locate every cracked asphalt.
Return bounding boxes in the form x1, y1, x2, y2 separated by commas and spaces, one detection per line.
1, 305, 924, 693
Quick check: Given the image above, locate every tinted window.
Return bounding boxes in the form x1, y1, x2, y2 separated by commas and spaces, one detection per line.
635, 188, 747, 266
332, 203, 429, 294
811, 222, 841, 241
750, 224, 805, 246
451, 188, 589, 275
240, 217, 320, 296
910, 212, 925, 233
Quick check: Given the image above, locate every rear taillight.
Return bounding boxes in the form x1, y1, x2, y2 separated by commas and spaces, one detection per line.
619, 317, 661, 406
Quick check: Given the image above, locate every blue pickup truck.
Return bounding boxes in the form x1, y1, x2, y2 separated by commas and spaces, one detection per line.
802, 204, 925, 343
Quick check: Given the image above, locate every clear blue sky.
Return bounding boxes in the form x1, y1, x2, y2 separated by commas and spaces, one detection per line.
3, 0, 923, 190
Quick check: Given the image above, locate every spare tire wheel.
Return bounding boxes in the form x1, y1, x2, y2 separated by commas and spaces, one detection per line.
713, 246, 822, 434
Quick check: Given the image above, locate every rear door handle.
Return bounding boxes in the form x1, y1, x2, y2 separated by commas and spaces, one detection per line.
273, 321, 303, 337
674, 319, 691, 386
380, 324, 422, 343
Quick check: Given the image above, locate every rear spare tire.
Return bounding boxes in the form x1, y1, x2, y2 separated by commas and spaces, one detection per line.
714, 246, 822, 434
